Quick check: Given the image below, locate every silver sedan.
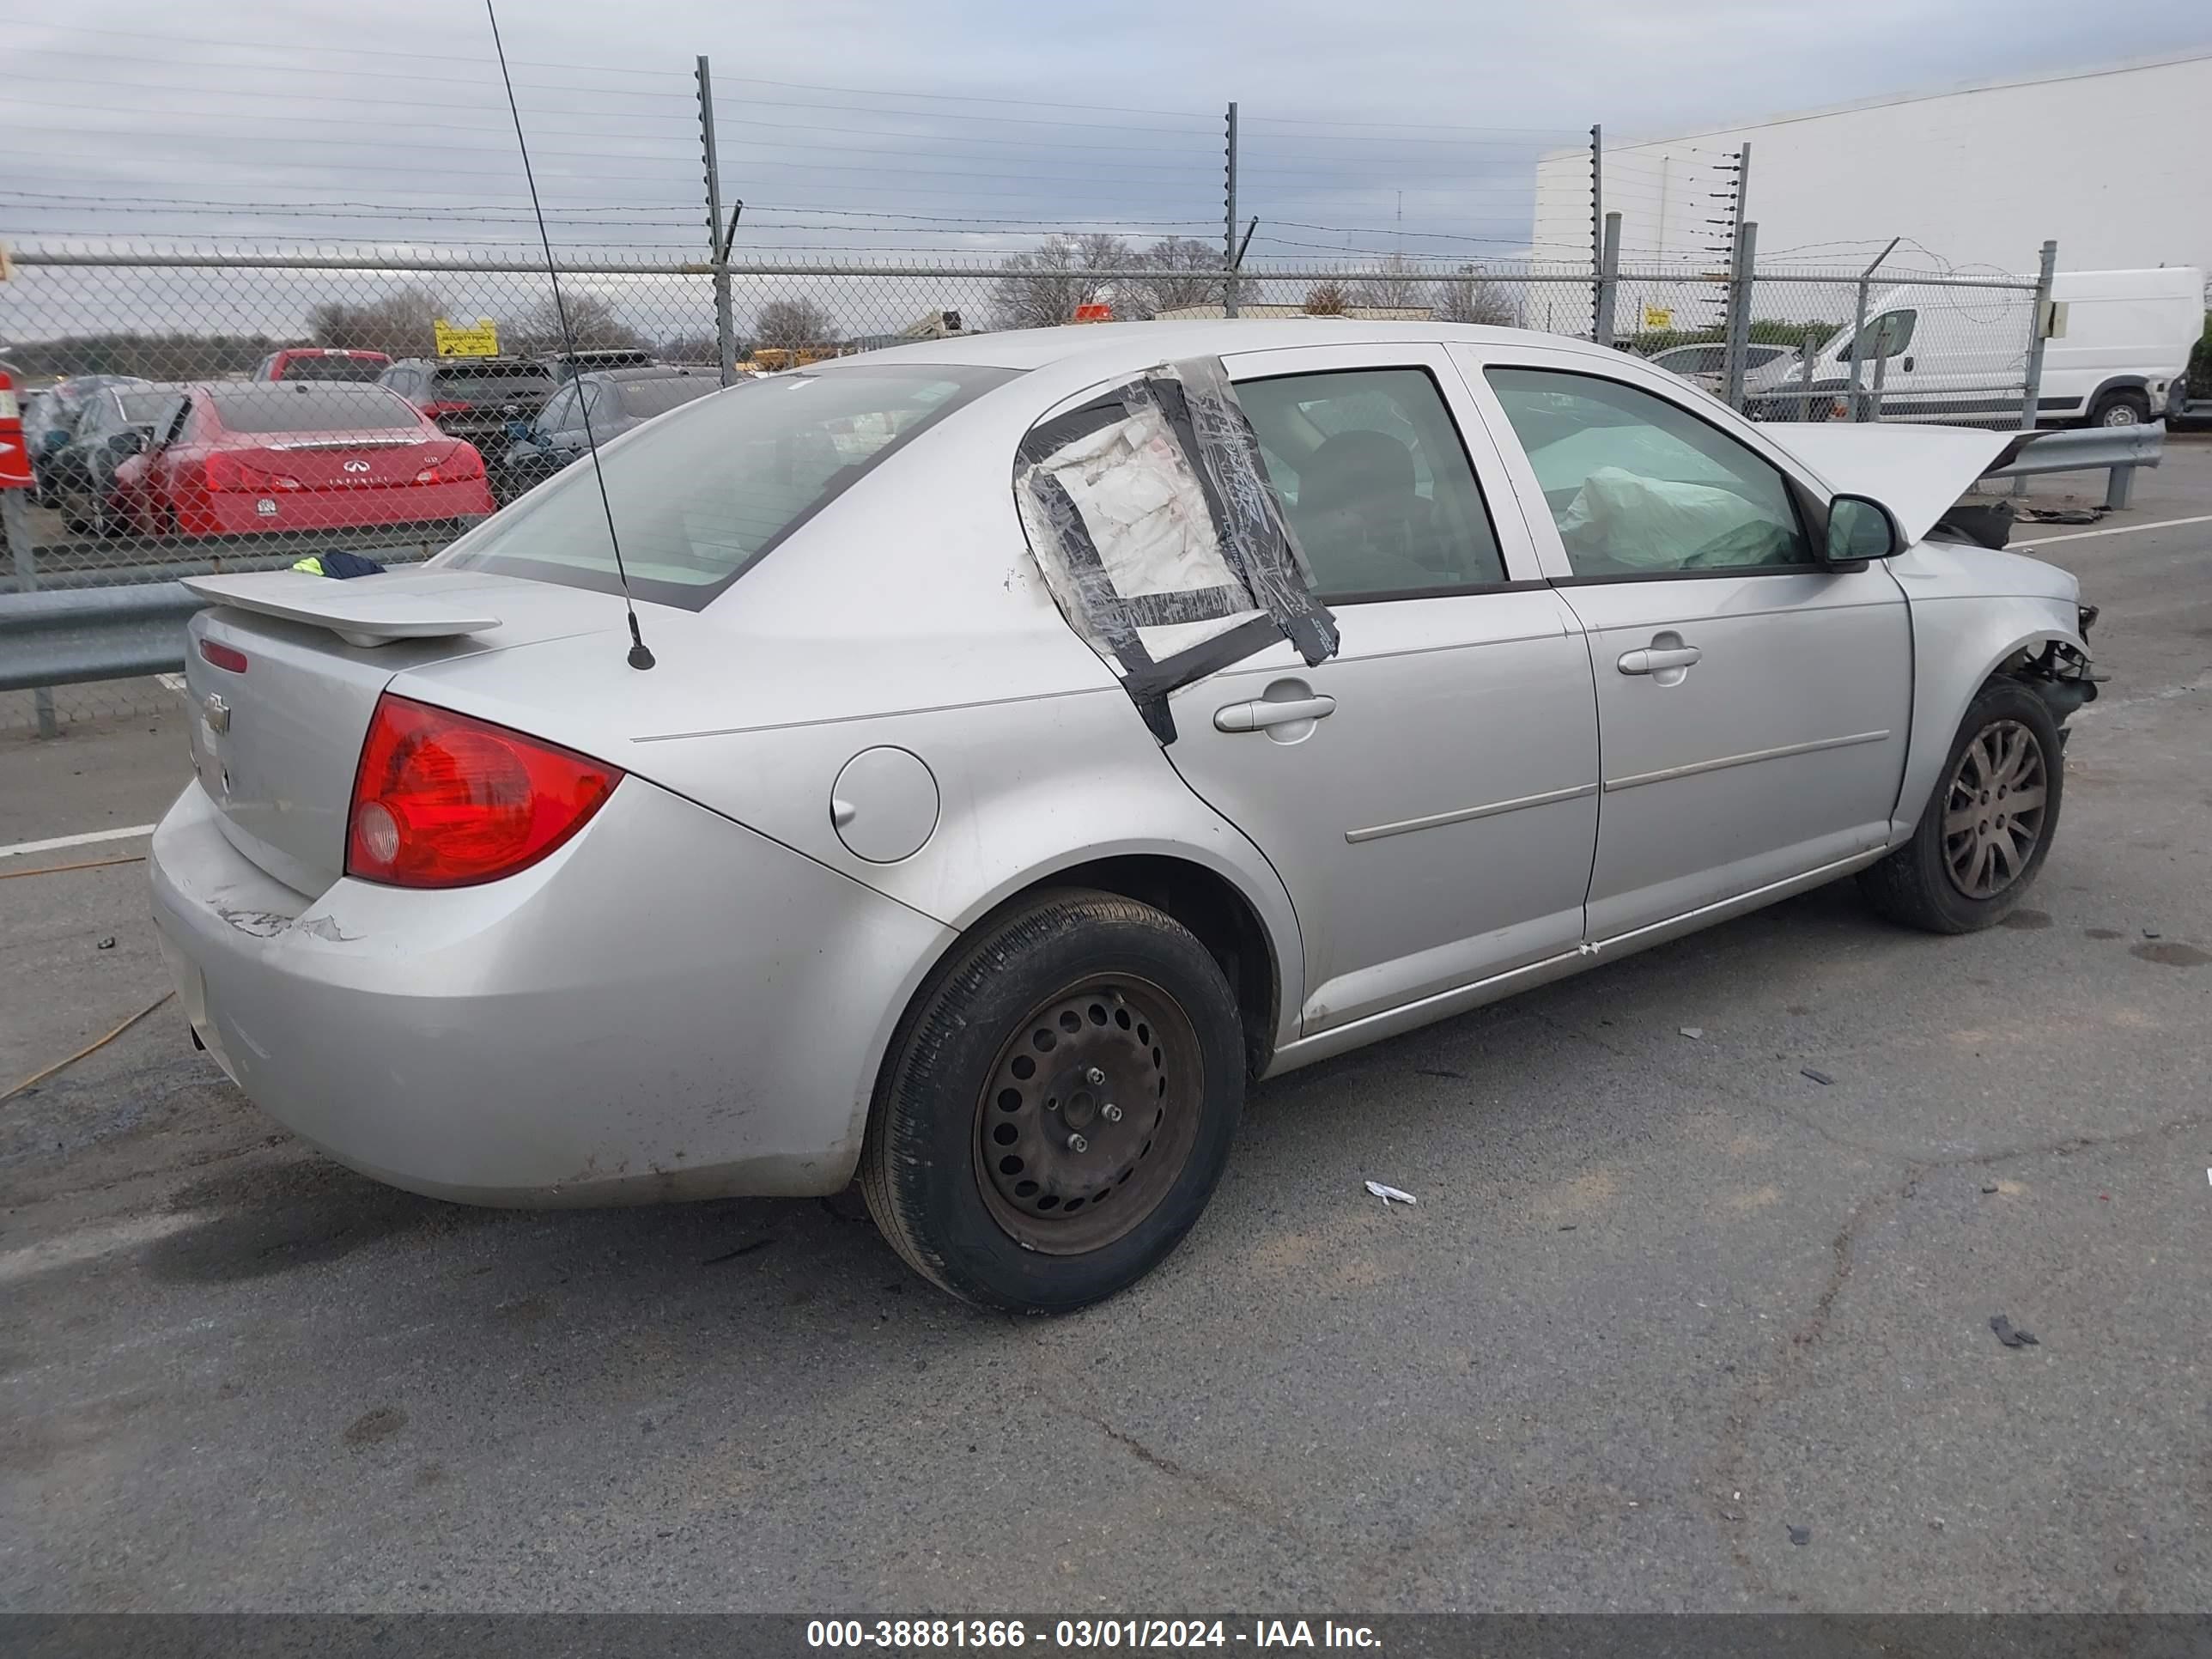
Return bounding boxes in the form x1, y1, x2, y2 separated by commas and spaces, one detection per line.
149, 320, 2100, 1310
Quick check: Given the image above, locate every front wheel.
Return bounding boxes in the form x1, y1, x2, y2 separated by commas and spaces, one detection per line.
2089, 389, 2150, 428
860, 889, 1246, 1312
1858, 678, 2064, 933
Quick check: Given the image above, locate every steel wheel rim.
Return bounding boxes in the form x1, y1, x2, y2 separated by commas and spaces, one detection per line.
974, 974, 1204, 1256
2100, 404, 2140, 427
1943, 718, 2048, 899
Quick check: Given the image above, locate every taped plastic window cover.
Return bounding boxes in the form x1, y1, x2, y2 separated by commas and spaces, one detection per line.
1015, 356, 1339, 743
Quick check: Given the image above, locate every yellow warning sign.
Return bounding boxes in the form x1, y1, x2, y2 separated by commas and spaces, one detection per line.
434, 317, 501, 358
1642, 303, 1675, 331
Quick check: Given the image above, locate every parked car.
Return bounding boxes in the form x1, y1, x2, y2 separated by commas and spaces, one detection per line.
1646, 340, 1797, 394
21, 374, 150, 503
493, 365, 718, 502
45, 384, 185, 536
110, 380, 492, 539
543, 347, 658, 384
379, 357, 557, 449
253, 348, 392, 384
1747, 267, 2205, 426
152, 319, 2099, 1311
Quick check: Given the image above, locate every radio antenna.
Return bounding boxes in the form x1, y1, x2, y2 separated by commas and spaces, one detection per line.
484, 0, 653, 670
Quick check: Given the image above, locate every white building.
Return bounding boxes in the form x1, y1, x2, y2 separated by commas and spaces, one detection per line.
1532, 50, 2212, 286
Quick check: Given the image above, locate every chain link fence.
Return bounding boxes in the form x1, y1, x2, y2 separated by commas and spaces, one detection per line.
3, 238, 2050, 733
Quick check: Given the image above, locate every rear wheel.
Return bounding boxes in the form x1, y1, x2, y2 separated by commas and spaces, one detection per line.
2088, 388, 2150, 428
1858, 678, 2063, 933
861, 889, 1245, 1312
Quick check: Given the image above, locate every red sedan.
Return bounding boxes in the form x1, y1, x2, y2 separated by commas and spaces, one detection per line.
111, 382, 493, 539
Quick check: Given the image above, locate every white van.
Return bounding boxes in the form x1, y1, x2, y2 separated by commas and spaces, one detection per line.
1748, 266, 2203, 428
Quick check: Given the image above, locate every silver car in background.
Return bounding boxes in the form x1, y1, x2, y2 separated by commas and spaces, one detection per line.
149, 320, 2099, 1310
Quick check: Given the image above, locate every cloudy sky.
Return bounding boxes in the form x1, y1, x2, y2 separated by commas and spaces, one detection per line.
1, 1, 2204, 340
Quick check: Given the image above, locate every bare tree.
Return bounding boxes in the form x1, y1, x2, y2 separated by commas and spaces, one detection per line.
1433, 264, 1517, 325
989, 234, 1131, 328
657, 332, 727, 365
307, 285, 447, 360
1303, 282, 1352, 316
1365, 255, 1424, 313
754, 297, 839, 351
499, 292, 644, 357
1126, 237, 1226, 319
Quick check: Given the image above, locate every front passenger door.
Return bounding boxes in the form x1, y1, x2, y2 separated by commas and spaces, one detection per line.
1467, 352, 1912, 943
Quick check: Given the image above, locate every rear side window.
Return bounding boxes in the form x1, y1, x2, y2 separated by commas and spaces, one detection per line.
1486, 367, 1809, 576
209, 386, 420, 434
442, 363, 1012, 610
1235, 368, 1505, 599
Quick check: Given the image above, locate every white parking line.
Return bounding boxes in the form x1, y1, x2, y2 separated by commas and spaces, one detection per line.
0, 823, 159, 860
2011, 513, 2212, 548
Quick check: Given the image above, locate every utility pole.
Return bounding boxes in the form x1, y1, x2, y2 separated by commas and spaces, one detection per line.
696, 56, 738, 385
1224, 102, 1240, 319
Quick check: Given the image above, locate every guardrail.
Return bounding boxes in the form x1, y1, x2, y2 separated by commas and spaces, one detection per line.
0, 580, 200, 695
1982, 420, 2166, 509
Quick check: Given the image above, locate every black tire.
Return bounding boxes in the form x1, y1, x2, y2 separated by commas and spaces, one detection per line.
1858, 678, 2064, 933
860, 887, 1245, 1312
2088, 388, 2150, 428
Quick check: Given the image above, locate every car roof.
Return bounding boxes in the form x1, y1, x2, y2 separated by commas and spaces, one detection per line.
580, 365, 714, 386
825, 319, 1622, 377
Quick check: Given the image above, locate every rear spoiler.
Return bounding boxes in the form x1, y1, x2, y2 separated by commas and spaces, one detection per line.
181, 568, 503, 649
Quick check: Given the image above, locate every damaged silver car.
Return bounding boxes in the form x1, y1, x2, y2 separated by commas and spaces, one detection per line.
149, 321, 2099, 1310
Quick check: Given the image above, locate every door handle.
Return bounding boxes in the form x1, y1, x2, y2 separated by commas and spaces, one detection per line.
1617, 645, 1702, 676
1213, 694, 1336, 732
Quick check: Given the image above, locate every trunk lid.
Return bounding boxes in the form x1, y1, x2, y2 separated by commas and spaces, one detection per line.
179, 568, 629, 896
222, 429, 452, 492
1759, 422, 2026, 543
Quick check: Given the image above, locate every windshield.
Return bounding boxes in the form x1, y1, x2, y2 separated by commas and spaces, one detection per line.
615, 377, 717, 418
441, 363, 1015, 610
210, 386, 421, 434
117, 391, 180, 425
431, 366, 555, 404
281, 354, 386, 382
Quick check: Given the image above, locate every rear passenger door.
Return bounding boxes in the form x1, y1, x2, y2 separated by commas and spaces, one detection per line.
1160, 344, 1601, 1036
1460, 346, 1912, 942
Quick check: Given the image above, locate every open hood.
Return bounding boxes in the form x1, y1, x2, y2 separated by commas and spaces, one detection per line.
1759, 423, 2027, 544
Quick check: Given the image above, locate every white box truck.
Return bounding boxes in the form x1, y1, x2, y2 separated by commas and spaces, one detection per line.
1748, 266, 2204, 427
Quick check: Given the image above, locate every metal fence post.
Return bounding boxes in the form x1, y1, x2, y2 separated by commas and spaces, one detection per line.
1845, 237, 1899, 422
1223, 102, 1240, 320
696, 56, 738, 385
1589, 125, 1603, 338
1723, 221, 1757, 410
2014, 238, 2059, 495
1797, 324, 1820, 419
1593, 211, 1621, 349
3, 492, 60, 738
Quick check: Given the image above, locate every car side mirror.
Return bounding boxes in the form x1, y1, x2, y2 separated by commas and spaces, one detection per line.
41, 428, 71, 453
108, 429, 146, 457
1826, 493, 1903, 563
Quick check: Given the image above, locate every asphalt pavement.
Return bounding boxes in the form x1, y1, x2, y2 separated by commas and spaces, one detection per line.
3, 448, 2209, 1613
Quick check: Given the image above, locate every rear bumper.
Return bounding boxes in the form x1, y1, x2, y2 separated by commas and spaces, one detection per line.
181, 481, 495, 538
149, 774, 952, 1206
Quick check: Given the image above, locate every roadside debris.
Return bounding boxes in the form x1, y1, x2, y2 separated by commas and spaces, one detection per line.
1679, 1026, 1705, 1041
1364, 1180, 1418, 1207
1788, 1525, 1812, 1547
2142, 927, 2162, 939
1979, 1183, 2000, 1194
1990, 1315, 2039, 1349
95, 936, 116, 950
1800, 1067, 1835, 1085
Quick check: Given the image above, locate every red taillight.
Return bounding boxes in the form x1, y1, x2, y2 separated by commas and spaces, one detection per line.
204, 453, 300, 492
198, 638, 248, 674
422, 400, 473, 419
414, 445, 484, 485
345, 695, 621, 889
